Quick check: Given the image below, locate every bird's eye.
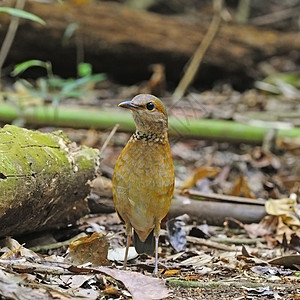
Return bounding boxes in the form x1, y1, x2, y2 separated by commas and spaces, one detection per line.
146, 102, 155, 111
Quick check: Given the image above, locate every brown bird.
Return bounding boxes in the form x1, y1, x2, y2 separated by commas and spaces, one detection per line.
112, 94, 175, 274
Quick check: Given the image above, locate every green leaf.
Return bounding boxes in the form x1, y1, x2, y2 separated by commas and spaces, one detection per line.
78, 62, 92, 77
62, 22, 79, 45
0, 7, 46, 25
11, 60, 52, 77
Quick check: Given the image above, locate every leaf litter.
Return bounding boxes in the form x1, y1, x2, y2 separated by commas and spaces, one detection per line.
1, 73, 300, 299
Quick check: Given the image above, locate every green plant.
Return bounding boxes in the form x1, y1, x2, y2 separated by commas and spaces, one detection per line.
0, 7, 45, 24
11, 60, 106, 106
0, 1, 46, 81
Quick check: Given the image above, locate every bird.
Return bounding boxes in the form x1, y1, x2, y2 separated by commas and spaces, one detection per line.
112, 94, 175, 275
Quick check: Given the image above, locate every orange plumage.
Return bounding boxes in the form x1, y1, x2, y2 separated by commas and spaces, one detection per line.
112, 94, 174, 274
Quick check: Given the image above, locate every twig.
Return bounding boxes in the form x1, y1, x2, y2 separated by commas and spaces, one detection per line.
99, 124, 119, 156
186, 235, 239, 252
166, 279, 294, 289
183, 189, 266, 205
0, 0, 26, 80
250, 7, 300, 26
236, 0, 250, 24
29, 233, 87, 252
161, 229, 239, 251
172, 0, 223, 102
210, 237, 266, 245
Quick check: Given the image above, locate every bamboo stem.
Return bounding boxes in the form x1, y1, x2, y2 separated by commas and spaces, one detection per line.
0, 103, 299, 143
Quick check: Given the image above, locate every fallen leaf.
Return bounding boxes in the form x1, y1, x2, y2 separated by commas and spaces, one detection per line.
269, 255, 300, 269
289, 234, 300, 252
244, 215, 278, 239
163, 269, 180, 277
275, 215, 300, 243
108, 247, 138, 262
98, 267, 170, 300
180, 253, 212, 267
103, 284, 120, 296
242, 286, 274, 297
68, 232, 110, 266
265, 197, 298, 216
166, 218, 186, 252
180, 166, 220, 190
189, 224, 211, 239
0, 269, 52, 300
251, 266, 292, 276
230, 176, 255, 198
241, 245, 253, 257
2, 237, 40, 259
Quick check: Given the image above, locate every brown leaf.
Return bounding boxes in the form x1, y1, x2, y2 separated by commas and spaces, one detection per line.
181, 166, 220, 190
230, 176, 255, 198
269, 255, 300, 269
241, 245, 253, 257
69, 232, 110, 266
244, 215, 278, 239
163, 269, 180, 277
103, 284, 120, 296
98, 267, 170, 300
275, 215, 300, 243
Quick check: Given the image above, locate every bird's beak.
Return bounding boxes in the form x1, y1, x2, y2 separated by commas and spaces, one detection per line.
118, 100, 141, 111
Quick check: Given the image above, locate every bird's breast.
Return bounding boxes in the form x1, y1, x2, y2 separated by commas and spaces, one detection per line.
112, 138, 174, 236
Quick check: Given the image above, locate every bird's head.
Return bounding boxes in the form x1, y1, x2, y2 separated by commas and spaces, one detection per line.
118, 94, 168, 135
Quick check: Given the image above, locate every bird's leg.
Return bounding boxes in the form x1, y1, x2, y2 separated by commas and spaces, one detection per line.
123, 225, 132, 269
154, 223, 160, 275
154, 234, 159, 275
123, 234, 131, 269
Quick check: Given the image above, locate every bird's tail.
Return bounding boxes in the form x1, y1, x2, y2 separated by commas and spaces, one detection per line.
134, 229, 155, 255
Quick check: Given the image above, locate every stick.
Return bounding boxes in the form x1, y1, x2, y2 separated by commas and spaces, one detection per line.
99, 124, 119, 156
0, 0, 26, 79
172, 0, 223, 101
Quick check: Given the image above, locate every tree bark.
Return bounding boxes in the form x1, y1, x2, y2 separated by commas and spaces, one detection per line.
0, 125, 99, 237
1, 1, 299, 88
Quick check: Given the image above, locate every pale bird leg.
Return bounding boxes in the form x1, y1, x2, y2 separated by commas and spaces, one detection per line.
123, 234, 132, 269
154, 235, 159, 275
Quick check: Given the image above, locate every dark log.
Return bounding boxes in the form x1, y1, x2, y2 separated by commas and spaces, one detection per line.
168, 195, 266, 226
1, 1, 299, 89
88, 191, 266, 226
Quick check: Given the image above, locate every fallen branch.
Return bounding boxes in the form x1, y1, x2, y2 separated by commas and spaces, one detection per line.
169, 195, 266, 226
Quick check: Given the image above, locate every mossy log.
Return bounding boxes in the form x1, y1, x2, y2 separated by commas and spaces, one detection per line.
0, 125, 99, 237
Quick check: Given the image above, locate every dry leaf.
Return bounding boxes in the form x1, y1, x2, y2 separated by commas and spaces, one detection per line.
103, 284, 120, 296
265, 197, 298, 216
231, 176, 255, 198
163, 269, 180, 277
181, 166, 220, 190
2, 237, 40, 259
108, 247, 138, 262
275, 215, 300, 243
166, 218, 186, 252
68, 232, 110, 266
180, 253, 212, 267
98, 267, 170, 300
269, 255, 300, 269
0, 269, 52, 300
244, 215, 278, 239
